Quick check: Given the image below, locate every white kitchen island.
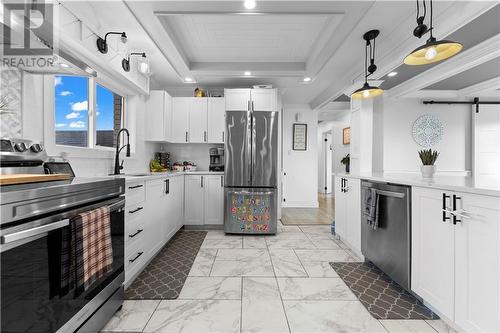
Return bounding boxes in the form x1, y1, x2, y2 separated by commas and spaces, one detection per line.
334, 172, 500, 333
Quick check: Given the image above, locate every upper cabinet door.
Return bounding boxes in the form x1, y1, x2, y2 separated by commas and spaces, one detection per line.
189, 98, 208, 143
208, 98, 225, 143
145, 91, 167, 141
454, 193, 500, 333
163, 93, 173, 141
171, 98, 190, 143
225, 89, 251, 111
251, 89, 276, 111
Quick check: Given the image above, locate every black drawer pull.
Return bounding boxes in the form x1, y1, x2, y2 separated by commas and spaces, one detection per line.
128, 207, 143, 214
128, 184, 143, 189
129, 252, 143, 263
129, 229, 143, 238
452, 194, 462, 225
442, 193, 451, 222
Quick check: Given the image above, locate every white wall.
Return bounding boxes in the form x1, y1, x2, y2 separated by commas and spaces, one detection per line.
282, 104, 318, 208
382, 97, 471, 174
160, 143, 224, 171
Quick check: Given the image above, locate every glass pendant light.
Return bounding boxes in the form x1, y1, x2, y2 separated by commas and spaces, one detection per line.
351, 30, 383, 100
404, 0, 462, 65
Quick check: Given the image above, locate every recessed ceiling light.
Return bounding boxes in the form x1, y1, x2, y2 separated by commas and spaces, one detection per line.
184, 77, 193, 82
303, 77, 312, 82
244, 71, 252, 76
244, 0, 256, 9
59, 63, 70, 68
387, 71, 398, 77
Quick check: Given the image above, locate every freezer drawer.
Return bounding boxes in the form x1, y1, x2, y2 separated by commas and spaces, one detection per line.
224, 188, 277, 235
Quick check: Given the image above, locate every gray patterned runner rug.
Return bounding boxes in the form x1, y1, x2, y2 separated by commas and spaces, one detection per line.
330, 262, 439, 320
126, 230, 207, 300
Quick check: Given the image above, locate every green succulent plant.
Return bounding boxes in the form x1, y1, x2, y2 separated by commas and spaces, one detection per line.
418, 149, 439, 166
340, 154, 350, 165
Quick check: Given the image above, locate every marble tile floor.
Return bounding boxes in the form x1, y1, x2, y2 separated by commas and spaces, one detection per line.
102, 222, 456, 333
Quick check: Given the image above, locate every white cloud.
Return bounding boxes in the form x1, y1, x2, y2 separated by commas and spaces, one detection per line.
96, 111, 100, 116
60, 91, 72, 96
65, 112, 80, 119
69, 121, 85, 128
71, 100, 88, 112
55, 123, 66, 128
54, 77, 62, 86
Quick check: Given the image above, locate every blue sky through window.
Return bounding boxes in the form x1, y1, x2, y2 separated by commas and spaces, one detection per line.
96, 84, 115, 131
54, 76, 89, 131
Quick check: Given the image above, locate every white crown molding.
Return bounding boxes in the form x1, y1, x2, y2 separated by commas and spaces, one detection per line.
388, 33, 500, 98
459, 76, 500, 96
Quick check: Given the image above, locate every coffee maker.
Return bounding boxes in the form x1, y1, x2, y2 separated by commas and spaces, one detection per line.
209, 148, 224, 172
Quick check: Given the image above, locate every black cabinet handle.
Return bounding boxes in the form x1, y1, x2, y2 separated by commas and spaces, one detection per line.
201, 176, 204, 188
128, 206, 144, 214
128, 229, 143, 238
129, 252, 143, 263
204, 131, 207, 142
452, 194, 462, 225
222, 131, 224, 142
442, 193, 451, 222
165, 179, 170, 194
128, 184, 143, 190
221, 176, 223, 187
186, 131, 188, 142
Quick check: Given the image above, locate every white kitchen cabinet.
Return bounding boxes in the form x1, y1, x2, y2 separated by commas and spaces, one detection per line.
225, 89, 251, 111
184, 175, 204, 225
145, 90, 172, 141
224, 88, 277, 112
208, 97, 225, 143
454, 193, 500, 332
251, 89, 277, 111
334, 176, 361, 255
167, 175, 184, 232
171, 97, 190, 143
411, 186, 455, 320
189, 98, 208, 143
204, 175, 224, 225
412, 186, 500, 332
145, 178, 170, 256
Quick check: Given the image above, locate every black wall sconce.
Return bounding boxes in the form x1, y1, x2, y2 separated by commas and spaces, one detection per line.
96, 31, 127, 54
122, 52, 146, 72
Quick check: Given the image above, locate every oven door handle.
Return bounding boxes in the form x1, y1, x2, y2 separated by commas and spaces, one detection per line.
1, 219, 70, 244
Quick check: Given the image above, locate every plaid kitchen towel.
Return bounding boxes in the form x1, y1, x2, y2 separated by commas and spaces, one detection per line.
362, 187, 380, 230
72, 206, 113, 294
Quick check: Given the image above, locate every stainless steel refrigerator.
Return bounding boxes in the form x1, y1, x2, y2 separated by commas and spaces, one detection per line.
224, 108, 278, 234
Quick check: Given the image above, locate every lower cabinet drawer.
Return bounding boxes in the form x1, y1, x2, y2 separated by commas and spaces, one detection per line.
125, 244, 146, 276
125, 182, 145, 206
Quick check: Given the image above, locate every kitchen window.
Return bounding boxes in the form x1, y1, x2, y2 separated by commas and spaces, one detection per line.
53, 75, 124, 150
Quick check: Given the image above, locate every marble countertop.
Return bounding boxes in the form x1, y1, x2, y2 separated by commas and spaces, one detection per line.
109, 171, 224, 183
334, 172, 500, 197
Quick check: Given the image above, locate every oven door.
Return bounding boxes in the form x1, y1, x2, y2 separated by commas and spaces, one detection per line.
0, 197, 125, 333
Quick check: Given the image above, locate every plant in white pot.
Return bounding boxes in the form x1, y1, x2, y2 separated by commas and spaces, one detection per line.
418, 149, 439, 179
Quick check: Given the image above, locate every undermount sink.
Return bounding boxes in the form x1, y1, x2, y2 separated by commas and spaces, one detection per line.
125, 173, 151, 177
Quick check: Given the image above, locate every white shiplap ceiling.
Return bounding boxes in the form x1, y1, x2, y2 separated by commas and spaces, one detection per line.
157, 13, 342, 63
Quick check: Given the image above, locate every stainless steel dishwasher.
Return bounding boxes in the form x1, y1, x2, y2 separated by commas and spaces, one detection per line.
361, 180, 411, 291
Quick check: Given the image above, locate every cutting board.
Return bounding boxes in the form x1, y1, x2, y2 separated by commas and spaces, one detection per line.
0, 173, 71, 185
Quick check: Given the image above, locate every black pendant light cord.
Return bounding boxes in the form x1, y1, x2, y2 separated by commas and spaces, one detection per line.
429, 0, 434, 38
364, 40, 368, 83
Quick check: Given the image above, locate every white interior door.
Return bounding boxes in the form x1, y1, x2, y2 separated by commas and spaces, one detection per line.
473, 104, 500, 188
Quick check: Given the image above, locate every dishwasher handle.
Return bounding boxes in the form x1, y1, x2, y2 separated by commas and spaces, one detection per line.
376, 190, 405, 199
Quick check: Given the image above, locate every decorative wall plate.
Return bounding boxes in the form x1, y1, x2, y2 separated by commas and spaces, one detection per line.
412, 114, 444, 148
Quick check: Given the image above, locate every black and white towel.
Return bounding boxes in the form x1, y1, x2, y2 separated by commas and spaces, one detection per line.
363, 188, 379, 230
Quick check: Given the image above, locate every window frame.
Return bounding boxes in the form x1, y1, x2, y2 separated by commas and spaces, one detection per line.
44, 75, 128, 159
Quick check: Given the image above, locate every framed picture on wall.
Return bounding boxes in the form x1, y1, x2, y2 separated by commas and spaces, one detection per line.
293, 123, 307, 151
342, 127, 351, 145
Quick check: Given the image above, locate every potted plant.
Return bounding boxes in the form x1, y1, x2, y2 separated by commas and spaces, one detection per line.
341, 154, 350, 173
418, 149, 439, 179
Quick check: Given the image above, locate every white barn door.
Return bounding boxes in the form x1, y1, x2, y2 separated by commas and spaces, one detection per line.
473, 104, 500, 188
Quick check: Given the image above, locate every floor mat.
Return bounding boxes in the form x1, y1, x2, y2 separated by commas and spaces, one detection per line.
330, 262, 439, 320
125, 230, 207, 300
